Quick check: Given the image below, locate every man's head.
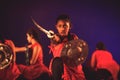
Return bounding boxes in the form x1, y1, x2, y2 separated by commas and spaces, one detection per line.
55, 14, 71, 36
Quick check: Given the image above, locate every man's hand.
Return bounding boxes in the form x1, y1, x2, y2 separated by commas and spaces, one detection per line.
53, 34, 60, 42
47, 30, 55, 39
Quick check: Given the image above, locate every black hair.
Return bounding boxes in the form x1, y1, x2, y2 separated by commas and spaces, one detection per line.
96, 42, 106, 50
56, 14, 72, 28
26, 28, 40, 43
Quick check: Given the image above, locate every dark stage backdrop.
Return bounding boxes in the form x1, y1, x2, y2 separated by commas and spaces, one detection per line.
0, 0, 120, 66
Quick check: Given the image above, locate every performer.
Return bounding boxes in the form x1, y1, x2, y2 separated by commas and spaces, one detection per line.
0, 34, 23, 80
48, 14, 86, 80
15, 28, 51, 80
90, 42, 119, 80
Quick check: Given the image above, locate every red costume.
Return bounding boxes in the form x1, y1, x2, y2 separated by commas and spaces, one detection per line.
18, 43, 50, 80
49, 33, 86, 80
0, 40, 21, 80
0, 63, 21, 80
91, 50, 119, 80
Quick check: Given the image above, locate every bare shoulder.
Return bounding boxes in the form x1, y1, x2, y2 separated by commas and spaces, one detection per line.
33, 43, 42, 49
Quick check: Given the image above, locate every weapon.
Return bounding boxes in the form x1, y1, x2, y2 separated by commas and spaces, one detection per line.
31, 18, 54, 38
61, 39, 89, 67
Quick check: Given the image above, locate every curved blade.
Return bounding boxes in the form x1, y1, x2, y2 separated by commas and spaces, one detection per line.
31, 18, 49, 35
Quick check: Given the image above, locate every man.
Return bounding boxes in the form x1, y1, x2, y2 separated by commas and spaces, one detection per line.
48, 14, 86, 80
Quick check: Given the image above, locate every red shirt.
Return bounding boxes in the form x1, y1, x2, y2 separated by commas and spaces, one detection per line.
91, 50, 119, 80
49, 33, 86, 80
18, 43, 50, 79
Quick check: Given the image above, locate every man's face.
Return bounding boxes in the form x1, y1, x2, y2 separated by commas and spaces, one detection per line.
56, 20, 70, 36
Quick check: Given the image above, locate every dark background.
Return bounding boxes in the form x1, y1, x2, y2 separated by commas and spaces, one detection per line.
0, 0, 120, 66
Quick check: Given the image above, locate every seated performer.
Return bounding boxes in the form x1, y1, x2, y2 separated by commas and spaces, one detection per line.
48, 14, 86, 80
0, 34, 24, 80
14, 28, 51, 80
90, 41, 119, 80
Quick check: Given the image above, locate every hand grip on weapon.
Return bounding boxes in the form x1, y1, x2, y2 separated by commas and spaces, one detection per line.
49, 32, 61, 42
31, 18, 55, 39
47, 30, 55, 39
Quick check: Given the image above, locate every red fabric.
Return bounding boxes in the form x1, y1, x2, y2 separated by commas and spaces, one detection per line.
49, 43, 64, 57
92, 50, 119, 80
49, 34, 86, 80
18, 43, 50, 80
0, 62, 21, 80
63, 64, 85, 80
0, 40, 21, 80
31, 43, 43, 64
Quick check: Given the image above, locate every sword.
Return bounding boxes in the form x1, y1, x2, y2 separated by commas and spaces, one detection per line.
31, 18, 54, 38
